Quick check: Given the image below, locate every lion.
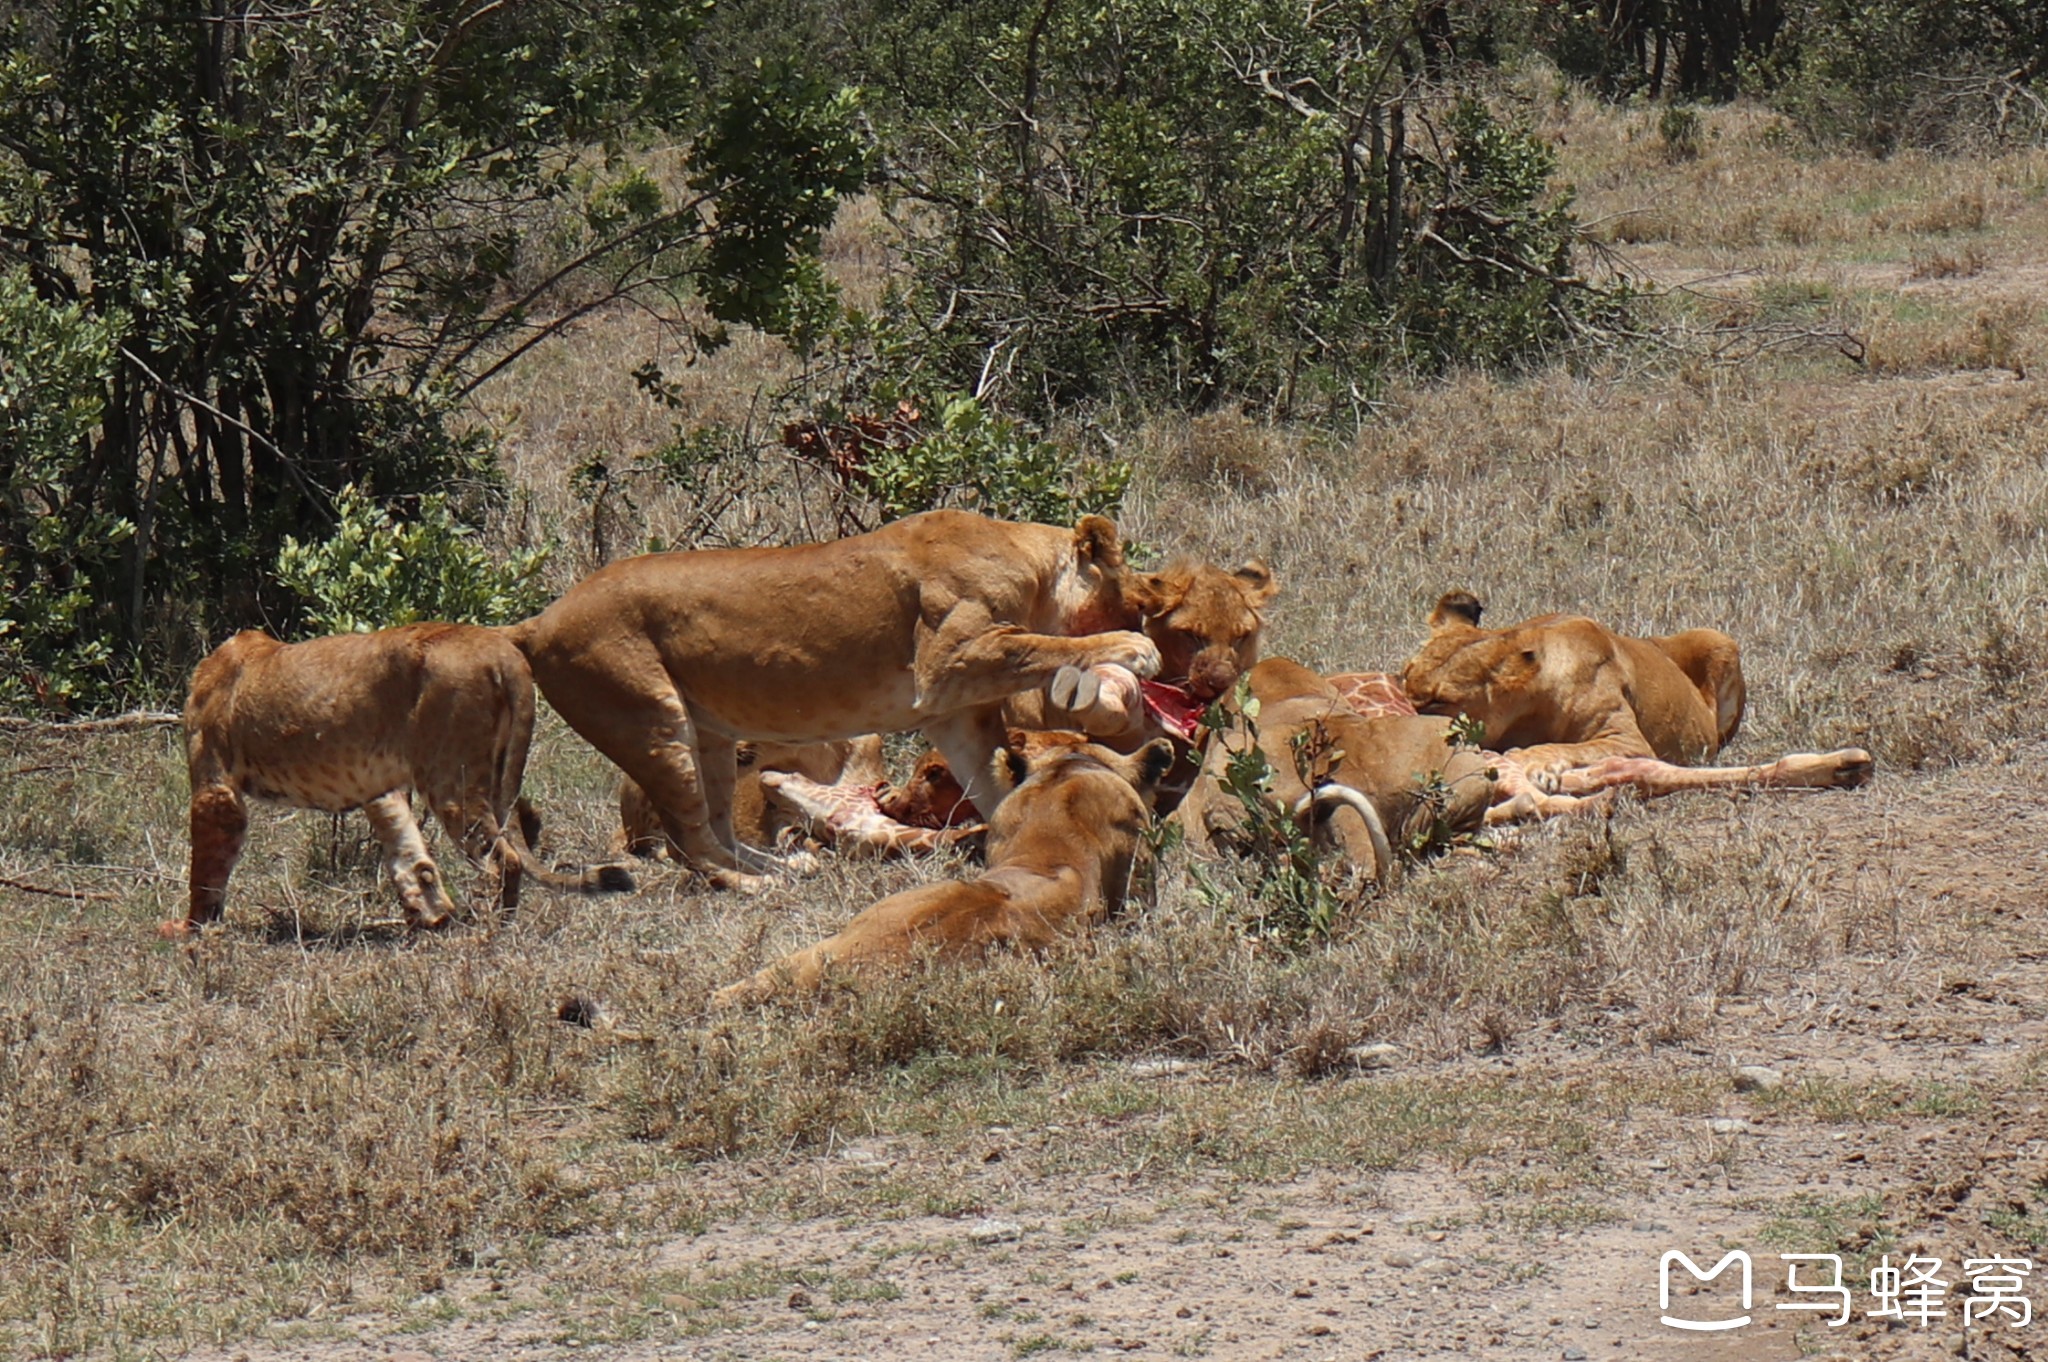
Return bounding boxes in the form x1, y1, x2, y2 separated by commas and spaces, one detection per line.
176, 624, 632, 938
712, 735, 1176, 1006
1174, 657, 1497, 880
1399, 590, 1746, 785
1175, 657, 1869, 879
807, 558, 1279, 838
1316, 664, 1868, 825
511, 509, 1265, 887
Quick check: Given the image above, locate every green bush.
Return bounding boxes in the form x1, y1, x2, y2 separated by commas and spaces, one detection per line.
0, 0, 866, 704
274, 488, 550, 638
0, 269, 127, 710
838, 5, 1628, 421
844, 393, 1129, 527
1752, 0, 2047, 151
1190, 685, 1347, 944
1659, 105, 1705, 161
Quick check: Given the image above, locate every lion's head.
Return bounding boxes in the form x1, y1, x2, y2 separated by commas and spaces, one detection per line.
1126, 559, 1279, 701
1399, 591, 1545, 733
984, 734, 1177, 861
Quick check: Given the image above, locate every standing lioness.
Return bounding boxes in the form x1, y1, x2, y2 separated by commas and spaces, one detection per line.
509, 510, 1165, 886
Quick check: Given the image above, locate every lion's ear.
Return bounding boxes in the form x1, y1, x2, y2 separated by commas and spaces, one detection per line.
1428, 590, 1485, 630
1127, 569, 1188, 618
1233, 559, 1279, 607
1133, 738, 1177, 791
1073, 515, 1124, 571
991, 745, 1031, 795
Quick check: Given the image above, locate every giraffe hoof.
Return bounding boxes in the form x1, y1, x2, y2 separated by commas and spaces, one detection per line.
1051, 665, 1100, 712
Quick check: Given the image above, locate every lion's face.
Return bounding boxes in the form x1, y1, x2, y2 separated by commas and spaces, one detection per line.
1128, 560, 1278, 701
1399, 591, 1541, 730
985, 736, 1177, 849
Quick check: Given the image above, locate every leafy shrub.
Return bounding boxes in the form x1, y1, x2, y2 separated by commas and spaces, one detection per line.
1659, 105, 1704, 161
788, 393, 1131, 528
0, 0, 866, 702
1190, 684, 1348, 944
865, 23, 1627, 420
275, 487, 550, 637
0, 270, 127, 710
1392, 100, 1632, 374
1764, 0, 2048, 151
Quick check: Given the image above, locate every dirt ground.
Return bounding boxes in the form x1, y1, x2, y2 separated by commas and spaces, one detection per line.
151, 747, 2048, 1362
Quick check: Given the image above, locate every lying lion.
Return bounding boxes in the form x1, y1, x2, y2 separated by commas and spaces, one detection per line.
1174, 658, 1497, 880
1400, 590, 1746, 784
1319, 663, 1870, 824
711, 735, 1176, 1006
1207, 655, 1869, 872
514, 509, 1266, 887
177, 625, 632, 937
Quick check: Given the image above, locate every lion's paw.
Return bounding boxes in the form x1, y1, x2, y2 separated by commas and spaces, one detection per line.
1095, 631, 1161, 679
1505, 750, 1568, 793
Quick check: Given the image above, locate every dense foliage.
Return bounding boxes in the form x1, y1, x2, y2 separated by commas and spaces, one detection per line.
274, 487, 551, 637
4, 0, 2029, 709
783, 0, 1627, 421
0, 0, 863, 706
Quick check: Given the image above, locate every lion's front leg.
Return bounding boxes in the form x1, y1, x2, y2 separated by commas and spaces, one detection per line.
911, 606, 1160, 717
923, 707, 1014, 819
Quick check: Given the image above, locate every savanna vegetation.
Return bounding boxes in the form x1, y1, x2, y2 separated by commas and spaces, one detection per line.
2, 0, 2046, 1357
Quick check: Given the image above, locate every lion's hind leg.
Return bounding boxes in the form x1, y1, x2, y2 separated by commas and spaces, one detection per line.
362, 790, 456, 929
606, 706, 770, 891
427, 788, 522, 920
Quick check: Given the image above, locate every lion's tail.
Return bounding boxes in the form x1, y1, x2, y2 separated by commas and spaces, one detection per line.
499, 798, 637, 896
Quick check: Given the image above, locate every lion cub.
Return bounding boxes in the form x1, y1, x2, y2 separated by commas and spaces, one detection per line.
712, 736, 1176, 1006
177, 624, 631, 937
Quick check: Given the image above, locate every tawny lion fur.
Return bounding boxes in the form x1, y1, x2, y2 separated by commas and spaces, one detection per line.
829, 559, 1280, 839
514, 509, 1264, 886
178, 624, 630, 937
1399, 590, 1746, 783
1175, 657, 1496, 880
712, 736, 1176, 1006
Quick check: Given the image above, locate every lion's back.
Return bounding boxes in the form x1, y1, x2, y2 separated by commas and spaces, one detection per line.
187, 623, 525, 811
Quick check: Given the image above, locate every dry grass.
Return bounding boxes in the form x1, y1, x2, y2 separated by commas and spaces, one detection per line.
7, 87, 2048, 1357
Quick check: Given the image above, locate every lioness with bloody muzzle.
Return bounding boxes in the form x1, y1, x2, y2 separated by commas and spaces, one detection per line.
512, 510, 1191, 887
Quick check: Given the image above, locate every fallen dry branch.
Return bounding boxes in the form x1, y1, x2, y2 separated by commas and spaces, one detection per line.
0, 873, 121, 902
0, 711, 182, 734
